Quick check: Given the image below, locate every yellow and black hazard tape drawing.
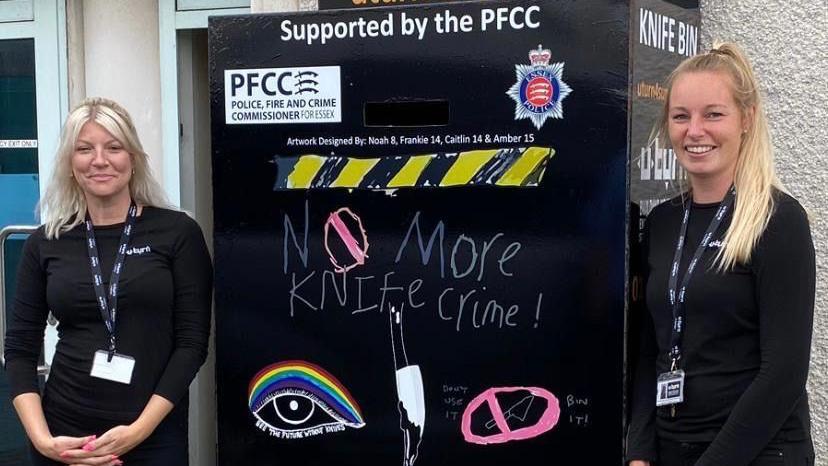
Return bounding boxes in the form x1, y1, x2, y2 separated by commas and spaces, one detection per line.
273, 146, 554, 190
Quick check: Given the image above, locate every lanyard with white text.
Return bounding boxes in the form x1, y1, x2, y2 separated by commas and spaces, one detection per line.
84, 202, 137, 362
667, 187, 735, 369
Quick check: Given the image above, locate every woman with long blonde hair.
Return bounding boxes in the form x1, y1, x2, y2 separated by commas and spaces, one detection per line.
5, 97, 213, 465
626, 43, 815, 465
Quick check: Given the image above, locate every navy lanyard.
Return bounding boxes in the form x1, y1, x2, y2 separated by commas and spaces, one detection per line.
667, 187, 735, 368
84, 202, 137, 361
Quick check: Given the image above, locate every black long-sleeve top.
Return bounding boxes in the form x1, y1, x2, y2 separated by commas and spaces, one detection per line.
627, 192, 814, 465
4, 207, 213, 423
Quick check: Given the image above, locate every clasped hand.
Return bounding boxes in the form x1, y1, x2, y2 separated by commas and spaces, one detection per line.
41, 423, 149, 466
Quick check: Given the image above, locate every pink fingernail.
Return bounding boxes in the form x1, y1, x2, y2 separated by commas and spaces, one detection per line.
82, 443, 95, 451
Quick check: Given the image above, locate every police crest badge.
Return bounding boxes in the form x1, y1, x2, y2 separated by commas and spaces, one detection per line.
506, 45, 572, 130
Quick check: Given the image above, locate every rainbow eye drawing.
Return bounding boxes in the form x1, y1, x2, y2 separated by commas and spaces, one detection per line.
248, 360, 365, 439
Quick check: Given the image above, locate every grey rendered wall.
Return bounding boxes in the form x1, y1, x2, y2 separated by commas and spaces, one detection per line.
700, 1, 828, 463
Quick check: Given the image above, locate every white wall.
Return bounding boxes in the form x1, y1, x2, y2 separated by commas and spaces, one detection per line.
82, 0, 164, 186
701, 1, 828, 463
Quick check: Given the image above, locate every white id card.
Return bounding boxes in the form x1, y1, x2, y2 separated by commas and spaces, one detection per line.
656, 369, 685, 407
90, 350, 135, 384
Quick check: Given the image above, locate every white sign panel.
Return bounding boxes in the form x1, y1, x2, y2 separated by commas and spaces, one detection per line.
224, 66, 341, 124
0, 139, 38, 148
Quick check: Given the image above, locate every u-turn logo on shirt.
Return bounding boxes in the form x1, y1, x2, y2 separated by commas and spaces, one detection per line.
125, 246, 151, 256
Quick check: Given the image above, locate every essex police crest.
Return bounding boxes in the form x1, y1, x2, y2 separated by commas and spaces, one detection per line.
506, 45, 572, 130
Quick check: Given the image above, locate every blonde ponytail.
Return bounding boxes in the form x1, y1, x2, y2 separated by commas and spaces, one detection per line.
659, 42, 784, 270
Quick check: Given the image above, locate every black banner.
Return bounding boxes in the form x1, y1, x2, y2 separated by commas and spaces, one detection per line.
629, 0, 700, 220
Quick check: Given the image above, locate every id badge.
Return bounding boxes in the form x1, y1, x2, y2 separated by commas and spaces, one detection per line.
90, 350, 135, 384
655, 369, 685, 407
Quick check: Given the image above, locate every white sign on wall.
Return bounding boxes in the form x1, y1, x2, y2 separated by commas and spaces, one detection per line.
0, 139, 38, 148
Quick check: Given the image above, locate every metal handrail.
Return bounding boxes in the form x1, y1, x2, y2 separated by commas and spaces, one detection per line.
0, 225, 49, 376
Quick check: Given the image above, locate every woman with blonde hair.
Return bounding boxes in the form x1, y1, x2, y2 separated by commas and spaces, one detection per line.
626, 43, 815, 465
5, 97, 213, 465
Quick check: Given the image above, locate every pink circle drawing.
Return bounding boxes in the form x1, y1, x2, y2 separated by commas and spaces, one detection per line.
460, 386, 560, 445
324, 207, 369, 273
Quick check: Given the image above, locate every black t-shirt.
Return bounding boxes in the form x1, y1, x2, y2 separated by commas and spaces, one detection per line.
627, 192, 814, 465
4, 207, 213, 423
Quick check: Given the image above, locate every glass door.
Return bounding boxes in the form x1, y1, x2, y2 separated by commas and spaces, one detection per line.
0, 38, 39, 223
0, 1, 65, 463
0, 35, 39, 466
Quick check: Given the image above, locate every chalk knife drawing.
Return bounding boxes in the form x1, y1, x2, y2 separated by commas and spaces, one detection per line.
390, 305, 424, 466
